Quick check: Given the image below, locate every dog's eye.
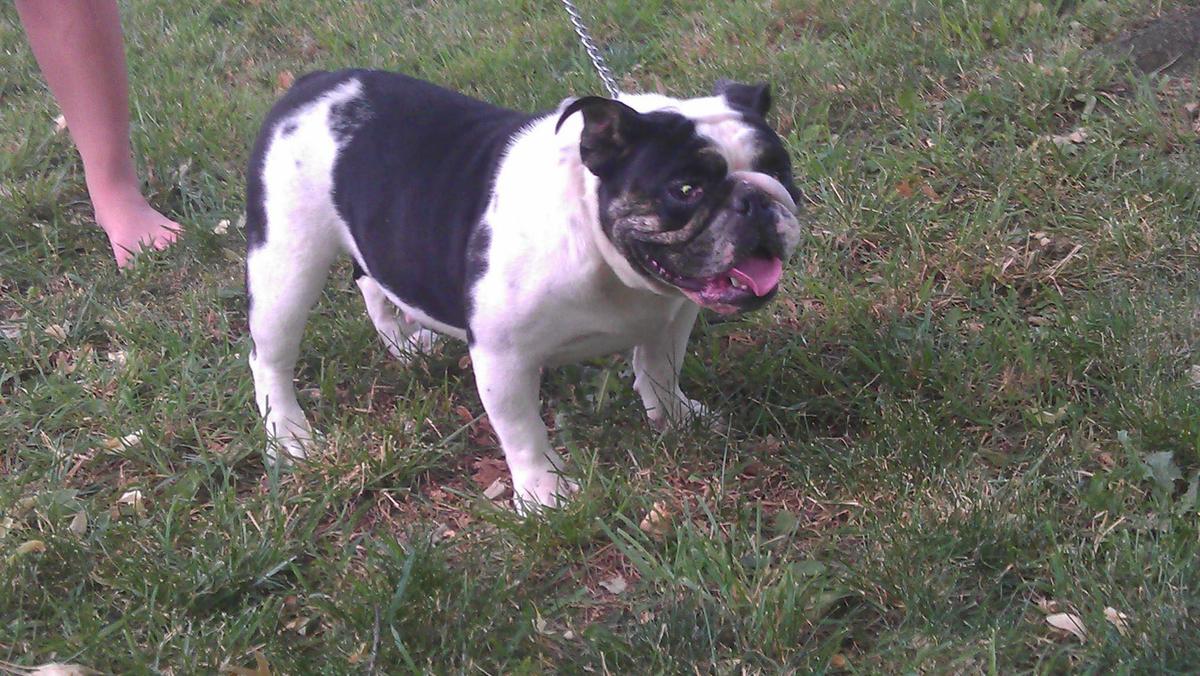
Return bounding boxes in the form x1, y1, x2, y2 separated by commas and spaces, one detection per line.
668, 181, 704, 205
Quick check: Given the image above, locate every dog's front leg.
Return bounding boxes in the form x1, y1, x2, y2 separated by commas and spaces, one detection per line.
633, 302, 707, 429
471, 347, 577, 512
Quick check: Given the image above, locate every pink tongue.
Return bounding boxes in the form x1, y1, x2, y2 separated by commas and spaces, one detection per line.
729, 257, 783, 297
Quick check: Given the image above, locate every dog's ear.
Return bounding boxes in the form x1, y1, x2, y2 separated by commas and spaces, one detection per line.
556, 96, 649, 177
714, 79, 771, 117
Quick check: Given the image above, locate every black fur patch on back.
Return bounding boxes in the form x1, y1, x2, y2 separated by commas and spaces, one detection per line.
328, 70, 536, 331
329, 96, 371, 142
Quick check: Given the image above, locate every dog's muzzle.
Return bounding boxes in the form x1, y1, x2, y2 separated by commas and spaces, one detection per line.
728, 170, 798, 216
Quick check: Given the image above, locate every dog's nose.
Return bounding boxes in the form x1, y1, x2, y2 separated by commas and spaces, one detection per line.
731, 182, 772, 217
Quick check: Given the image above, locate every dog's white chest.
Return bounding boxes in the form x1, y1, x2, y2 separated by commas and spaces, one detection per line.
539, 310, 667, 366
473, 241, 688, 365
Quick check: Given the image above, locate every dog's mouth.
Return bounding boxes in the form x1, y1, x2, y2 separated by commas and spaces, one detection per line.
643, 253, 783, 314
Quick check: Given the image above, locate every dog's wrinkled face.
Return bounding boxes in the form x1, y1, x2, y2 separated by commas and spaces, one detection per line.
557, 81, 804, 314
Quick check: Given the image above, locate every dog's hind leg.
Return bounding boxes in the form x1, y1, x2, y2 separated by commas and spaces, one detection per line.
246, 75, 377, 462
352, 263, 439, 362
247, 215, 340, 463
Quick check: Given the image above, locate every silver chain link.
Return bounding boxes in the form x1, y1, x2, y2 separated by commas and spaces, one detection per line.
561, 0, 621, 98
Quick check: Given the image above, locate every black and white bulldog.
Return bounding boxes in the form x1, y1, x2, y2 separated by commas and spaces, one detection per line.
245, 70, 803, 512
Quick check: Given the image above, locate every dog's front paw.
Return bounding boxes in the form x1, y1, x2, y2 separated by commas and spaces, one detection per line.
263, 421, 317, 467
511, 468, 579, 515
404, 328, 440, 357
647, 397, 710, 431
381, 328, 441, 364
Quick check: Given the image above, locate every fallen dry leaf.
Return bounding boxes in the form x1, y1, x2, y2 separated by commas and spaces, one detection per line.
483, 478, 511, 501
346, 642, 368, 665
1104, 607, 1130, 635
598, 575, 628, 595
471, 456, 508, 488
103, 430, 143, 451
28, 664, 96, 676
44, 324, 68, 342
116, 489, 146, 516
225, 651, 272, 676
1048, 128, 1088, 150
741, 460, 767, 477
0, 320, 22, 341
283, 613, 318, 636
50, 350, 76, 375
52, 114, 68, 134
1034, 597, 1058, 615
276, 70, 295, 93
896, 178, 940, 201
639, 501, 674, 539
69, 510, 88, 536
213, 219, 231, 235
1046, 612, 1087, 640
16, 540, 47, 555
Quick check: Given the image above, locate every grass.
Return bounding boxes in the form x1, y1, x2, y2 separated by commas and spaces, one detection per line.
2, 0, 1199, 672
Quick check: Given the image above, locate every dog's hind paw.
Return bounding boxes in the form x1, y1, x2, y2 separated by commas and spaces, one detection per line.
647, 397, 711, 431
511, 469, 578, 515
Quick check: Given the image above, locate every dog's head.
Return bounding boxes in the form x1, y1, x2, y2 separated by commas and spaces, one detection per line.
557, 81, 803, 314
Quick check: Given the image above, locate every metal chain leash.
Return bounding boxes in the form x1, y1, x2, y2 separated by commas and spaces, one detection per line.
560, 0, 621, 97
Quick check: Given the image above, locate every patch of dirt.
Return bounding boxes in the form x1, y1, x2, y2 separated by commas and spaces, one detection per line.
1102, 8, 1200, 74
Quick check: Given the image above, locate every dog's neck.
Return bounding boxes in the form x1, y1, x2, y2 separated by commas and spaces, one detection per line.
536, 106, 672, 296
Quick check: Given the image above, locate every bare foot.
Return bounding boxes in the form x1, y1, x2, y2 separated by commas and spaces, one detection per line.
91, 186, 180, 268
